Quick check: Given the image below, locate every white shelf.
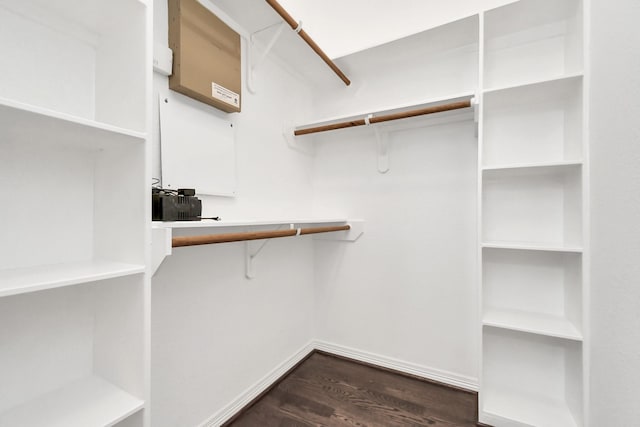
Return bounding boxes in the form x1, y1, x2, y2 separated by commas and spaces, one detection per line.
0, 260, 145, 298
483, 248, 582, 340
153, 218, 350, 229
482, 160, 583, 172
0, 97, 146, 150
483, 72, 584, 95
0, 375, 144, 427
483, 389, 579, 427
482, 242, 583, 253
484, 308, 582, 341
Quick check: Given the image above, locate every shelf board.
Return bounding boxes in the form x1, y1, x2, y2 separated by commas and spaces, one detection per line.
152, 218, 350, 230
483, 72, 584, 95
294, 92, 475, 134
482, 160, 583, 172
483, 308, 582, 341
0, 375, 143, 427
0, 97, 146, 150
482, 389, 578, 427
0, 260, 145, 298
482, 242, 583, 253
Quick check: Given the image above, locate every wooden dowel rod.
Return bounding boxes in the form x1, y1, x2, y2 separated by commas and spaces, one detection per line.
265, 0, 351, 86
370, 100, 471, 125
294, 99, 472, 136
172, 225, 351, 248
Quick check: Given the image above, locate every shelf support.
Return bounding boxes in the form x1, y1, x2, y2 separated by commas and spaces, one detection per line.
247, 22, 287, 94
245, 224, 287, 279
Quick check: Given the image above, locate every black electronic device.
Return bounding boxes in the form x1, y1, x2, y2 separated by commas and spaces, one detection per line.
152, 188, 202, 221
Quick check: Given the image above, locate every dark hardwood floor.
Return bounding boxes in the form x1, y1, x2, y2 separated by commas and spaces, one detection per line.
225, 351, 479, 427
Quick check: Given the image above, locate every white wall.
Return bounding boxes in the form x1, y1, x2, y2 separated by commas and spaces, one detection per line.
589, 0, 640, 423
151, 1, 319, 426
278, 0, 516, 58
311, 18, 480, 385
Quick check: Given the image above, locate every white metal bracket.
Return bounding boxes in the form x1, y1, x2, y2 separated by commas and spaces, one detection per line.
283, 121, 315, 156
245, 224, 288, 279
361, 113, 390, 174
247, 22, 287, 94
373, 123, 390, 174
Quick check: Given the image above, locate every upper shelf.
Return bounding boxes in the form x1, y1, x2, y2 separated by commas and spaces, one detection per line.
153, 218, 350, 229
0, 97, 146, 151
483, 0, 583, 89
0, 0, 147, 131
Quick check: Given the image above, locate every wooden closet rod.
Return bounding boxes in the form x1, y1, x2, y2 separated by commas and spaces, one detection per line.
294, 99, 473, 136
172, 225, 351, 248
265, 0, 351, 86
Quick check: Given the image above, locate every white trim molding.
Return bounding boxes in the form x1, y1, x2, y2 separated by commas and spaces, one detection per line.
313, 340, 478, 392
198, 341, 316, 427
199, 340, 478, 426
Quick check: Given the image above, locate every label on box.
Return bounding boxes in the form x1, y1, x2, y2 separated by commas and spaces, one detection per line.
212, 82, 240, 108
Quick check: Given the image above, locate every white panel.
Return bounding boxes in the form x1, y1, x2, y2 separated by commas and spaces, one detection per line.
0, 143, 94, 270
483, 249, 582, 321
589, 0, 640, 423
484, 0, 583, 88
483, 76, 583, 166
159, 94, 236, 197
93, 276, 145, 400
482, 328, 582, 426
0, 5, 95, 118
313, 119, 478, 378
93, 143, 146, 265
94, 1, 147, 131
0, 287, 94, 413
0, 0, 147, 131
483, 165, 582, 247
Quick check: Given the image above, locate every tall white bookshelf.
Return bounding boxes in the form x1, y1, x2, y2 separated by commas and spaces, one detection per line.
478, 0, 587, 425
0, 0, 151, 426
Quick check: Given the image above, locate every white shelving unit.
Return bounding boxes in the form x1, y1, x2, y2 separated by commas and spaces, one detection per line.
479, 0, 587, 425
0, 364, 144, 427
0, 0, 150, 425
483, 0, 583, 90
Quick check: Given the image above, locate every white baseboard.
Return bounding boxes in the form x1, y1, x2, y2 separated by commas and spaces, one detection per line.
198, 341, 316, 427
313, 340, 478, 392
199, 340, 478, 426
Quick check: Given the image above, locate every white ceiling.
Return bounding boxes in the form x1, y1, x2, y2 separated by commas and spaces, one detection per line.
277, 0, 518, 58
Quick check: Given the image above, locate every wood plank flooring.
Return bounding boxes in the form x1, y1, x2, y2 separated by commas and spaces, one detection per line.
225, 351, 479, 427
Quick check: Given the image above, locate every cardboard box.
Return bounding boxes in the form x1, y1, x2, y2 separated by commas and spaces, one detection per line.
168, 0, 241, 113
